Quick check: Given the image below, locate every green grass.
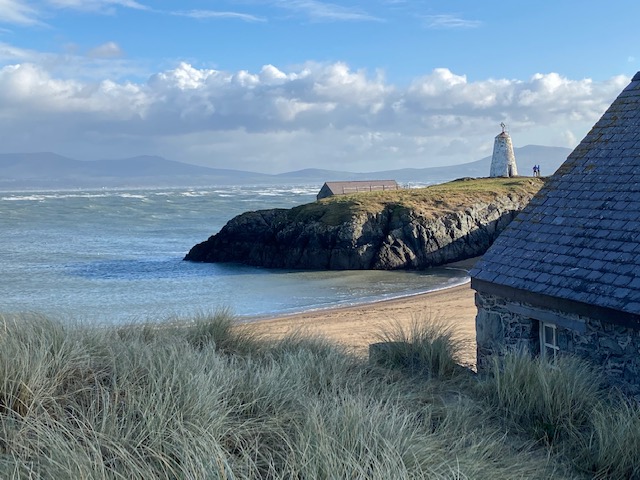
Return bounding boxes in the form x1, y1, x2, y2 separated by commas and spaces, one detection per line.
0, 311, 637, 478
288, 177, 546, 226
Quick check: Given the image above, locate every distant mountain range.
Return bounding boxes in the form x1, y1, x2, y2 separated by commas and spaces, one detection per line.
0, 145, 572, 190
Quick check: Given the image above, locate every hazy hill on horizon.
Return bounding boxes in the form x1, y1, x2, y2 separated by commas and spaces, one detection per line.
0, 145, 571, 190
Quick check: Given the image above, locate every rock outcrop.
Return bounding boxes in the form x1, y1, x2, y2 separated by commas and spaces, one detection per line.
185, 177, 544, 270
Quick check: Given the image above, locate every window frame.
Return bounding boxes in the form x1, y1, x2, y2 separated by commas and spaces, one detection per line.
539, 321, 559, 362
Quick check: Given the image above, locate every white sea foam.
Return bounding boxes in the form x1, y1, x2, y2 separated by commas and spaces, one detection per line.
2, 195, 47, 202
179, 191, 211, 197
118, 193, 147, 199
2, 192, 112, 202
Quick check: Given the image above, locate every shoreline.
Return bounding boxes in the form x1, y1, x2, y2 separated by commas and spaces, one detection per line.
240, 256, 479, 324
239, 257, 480, 366
241, 276, 471, 324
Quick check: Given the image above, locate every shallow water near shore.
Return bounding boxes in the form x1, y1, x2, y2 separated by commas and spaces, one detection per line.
1, 185, 468, 325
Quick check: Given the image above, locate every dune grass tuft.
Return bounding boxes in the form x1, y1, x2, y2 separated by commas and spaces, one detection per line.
372, 315, 470, 379
573, 395, 640, 479
478, 352, 604, 445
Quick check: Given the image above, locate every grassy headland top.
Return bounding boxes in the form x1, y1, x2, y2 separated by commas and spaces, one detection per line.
292, 177, 546, 226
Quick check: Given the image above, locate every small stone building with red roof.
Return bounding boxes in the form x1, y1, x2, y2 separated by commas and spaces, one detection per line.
470, 72, 640, 394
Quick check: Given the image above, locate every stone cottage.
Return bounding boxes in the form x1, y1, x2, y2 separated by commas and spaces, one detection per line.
317, 180, 398, 201
469, 72, 640, 395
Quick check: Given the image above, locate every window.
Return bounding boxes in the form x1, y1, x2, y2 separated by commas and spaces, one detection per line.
540, 322, 559, 362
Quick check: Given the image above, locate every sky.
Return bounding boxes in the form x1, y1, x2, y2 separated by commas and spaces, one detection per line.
0, 1, 638, 174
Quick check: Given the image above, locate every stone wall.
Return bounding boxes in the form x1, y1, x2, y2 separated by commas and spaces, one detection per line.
475, 291, 640, 396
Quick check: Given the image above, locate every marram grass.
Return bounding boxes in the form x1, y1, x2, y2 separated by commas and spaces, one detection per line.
0, 311, 637, 478
478, 352, 605, 444
372, 314, 472, 379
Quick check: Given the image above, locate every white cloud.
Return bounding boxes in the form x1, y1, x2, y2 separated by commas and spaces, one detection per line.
0, 63, 146, 115
421, 14, 482, 29
173, 10, 266, 22
308, 62, 390, 106
259, 64, 291, 84
0, 41, 147, 82
46, 0, 149, 12
558, 129, 577, 148
272, 0, 382, 22
0, 0, 150, 27
0, 0, 40, 25
0, 58, 629, 172
0, 41, 35, 60
87, 41, 123, 59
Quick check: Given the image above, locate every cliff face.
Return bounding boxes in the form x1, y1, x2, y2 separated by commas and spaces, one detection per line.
185, 178, 544, 270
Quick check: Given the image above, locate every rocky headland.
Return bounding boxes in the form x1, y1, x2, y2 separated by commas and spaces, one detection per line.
184, 177, 545, 270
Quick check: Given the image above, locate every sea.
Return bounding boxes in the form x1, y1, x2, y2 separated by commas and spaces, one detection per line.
0, 185, 469, 326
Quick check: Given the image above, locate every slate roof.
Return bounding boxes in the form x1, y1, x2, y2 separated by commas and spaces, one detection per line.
317, 180, 398, 200
323, 180, 398, 194
470, 72, 640, 316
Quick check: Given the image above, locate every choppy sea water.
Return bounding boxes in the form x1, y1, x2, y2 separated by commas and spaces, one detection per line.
0, 185, 469, 325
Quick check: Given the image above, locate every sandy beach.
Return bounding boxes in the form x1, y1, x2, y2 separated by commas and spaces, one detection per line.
240, 258, 479, 366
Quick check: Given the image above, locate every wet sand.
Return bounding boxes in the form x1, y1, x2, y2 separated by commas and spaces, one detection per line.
239, 258, 479, 366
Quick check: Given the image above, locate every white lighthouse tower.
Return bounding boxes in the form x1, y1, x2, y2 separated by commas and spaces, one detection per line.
489, 123, 518, 177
